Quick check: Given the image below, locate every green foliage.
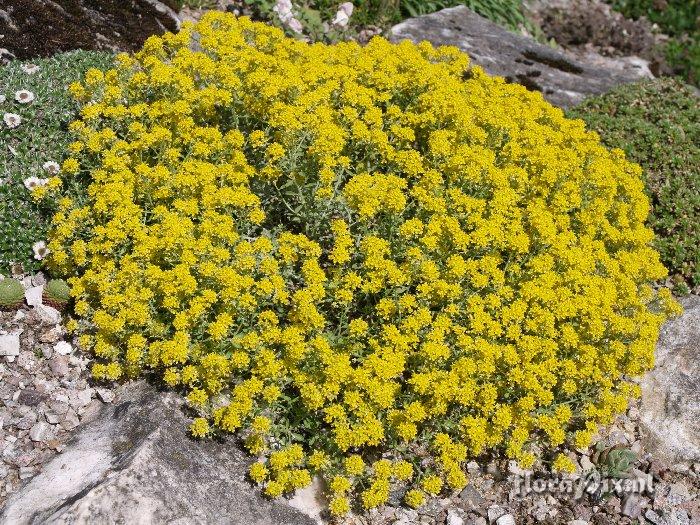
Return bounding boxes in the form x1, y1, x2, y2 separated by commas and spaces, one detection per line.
0, 51, 114, 275
401, 0, 528, 30
609, 0, 699, 85
664, 35, 700, 86
609, 0, 698, 36
240, 0, 529, 39
567, 78, 700, 292
44, 278, 71, 305
593, 444, 638, 479
0, 278, 24, 308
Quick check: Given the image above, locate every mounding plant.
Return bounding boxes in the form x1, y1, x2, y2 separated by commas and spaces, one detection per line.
0, 278, 25, 310
43, 278, 71, 310
43, 13, 680, 515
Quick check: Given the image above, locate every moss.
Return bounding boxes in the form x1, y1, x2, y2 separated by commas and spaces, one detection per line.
0, 278, 25, 309
568, 78, 700, 292
0, 51, 114, 274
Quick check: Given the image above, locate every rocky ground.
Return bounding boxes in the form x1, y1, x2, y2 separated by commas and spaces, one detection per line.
343, 400, 700, 525
0, 271, 116, 508
525, 0, 677, 78
1, 296, 698, 524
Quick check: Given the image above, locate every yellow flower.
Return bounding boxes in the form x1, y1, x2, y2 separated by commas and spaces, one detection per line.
189, 418, 210, 437
344, 455, 365, 476
329, 496, 350, 516
552, 453, 577, 473
393, 460, 414, 481
405, 489, 425, 508
249, 462, 268, 483
330, 475, 352, 494
421, 475, 443, 495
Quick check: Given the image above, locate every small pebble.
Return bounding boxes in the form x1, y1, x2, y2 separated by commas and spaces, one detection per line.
496, 514, 516, 525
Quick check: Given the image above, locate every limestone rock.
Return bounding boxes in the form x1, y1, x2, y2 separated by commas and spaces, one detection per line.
0, 381, 316, 525
24, 285, 42, 307
639, 295, 700, 464
0, 333, 20, 357
390, 6, 651, 108
34, 305, 61, 326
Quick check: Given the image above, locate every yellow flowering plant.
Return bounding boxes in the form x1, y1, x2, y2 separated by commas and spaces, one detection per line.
45, 12, 680, 514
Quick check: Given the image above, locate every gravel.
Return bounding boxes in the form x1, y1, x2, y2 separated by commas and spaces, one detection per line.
0, 271, 115, 506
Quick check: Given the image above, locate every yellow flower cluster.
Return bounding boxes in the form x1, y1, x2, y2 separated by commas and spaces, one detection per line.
47, 12, 680, 514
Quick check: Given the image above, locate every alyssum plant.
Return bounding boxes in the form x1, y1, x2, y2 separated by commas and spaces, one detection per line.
37, 12, 680, 515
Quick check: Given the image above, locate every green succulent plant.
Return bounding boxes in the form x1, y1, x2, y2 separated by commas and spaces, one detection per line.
42, 279, 71, 309
0, 278, 25, 310
593, 444, 638, 479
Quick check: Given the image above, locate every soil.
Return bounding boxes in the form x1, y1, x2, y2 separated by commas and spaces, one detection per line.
527, 0, 673, 77
0, 0, 179, 60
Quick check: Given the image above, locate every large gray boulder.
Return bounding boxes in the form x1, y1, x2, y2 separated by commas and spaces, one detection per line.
0, 381, 316, 525
639, 295, 700, 465
390, 6, 652, 108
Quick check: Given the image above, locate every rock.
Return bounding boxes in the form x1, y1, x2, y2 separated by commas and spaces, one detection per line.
487, 506, 506, 523
18, 466, 36, 480
80, 399, 104, 422
447, 509, 464, 525
48, 356, 70, 378
38, 329, 62, 346
639, 295, 700, 464
15, 413, 36, 430
459, 485, 485, 511
35, 305, 61, 326
0, 0, 180, 60
28, 421, 52, 442
71, 387, 94, 409
390, 6, 650, 108
95, 388, 114, 403
568, 521, 590, 525
24, 285, 42, 307
0, 333, 20, 357
466, 460, 481, 474
621, 494, 643, 519
0, 381, 317, 525
52, 341, 72, 356
287, 475, 327, 524
645, 509, 664, 524
17, 389, 46, 407
496, 514, 516, 525
31, 272, 46, 286
59, 409, 79, 431
48, 400, 69, 415
670, 463, 690, 474
667, 482, 691, 504
395, 509, 419, 525
579, 454, 595, 472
